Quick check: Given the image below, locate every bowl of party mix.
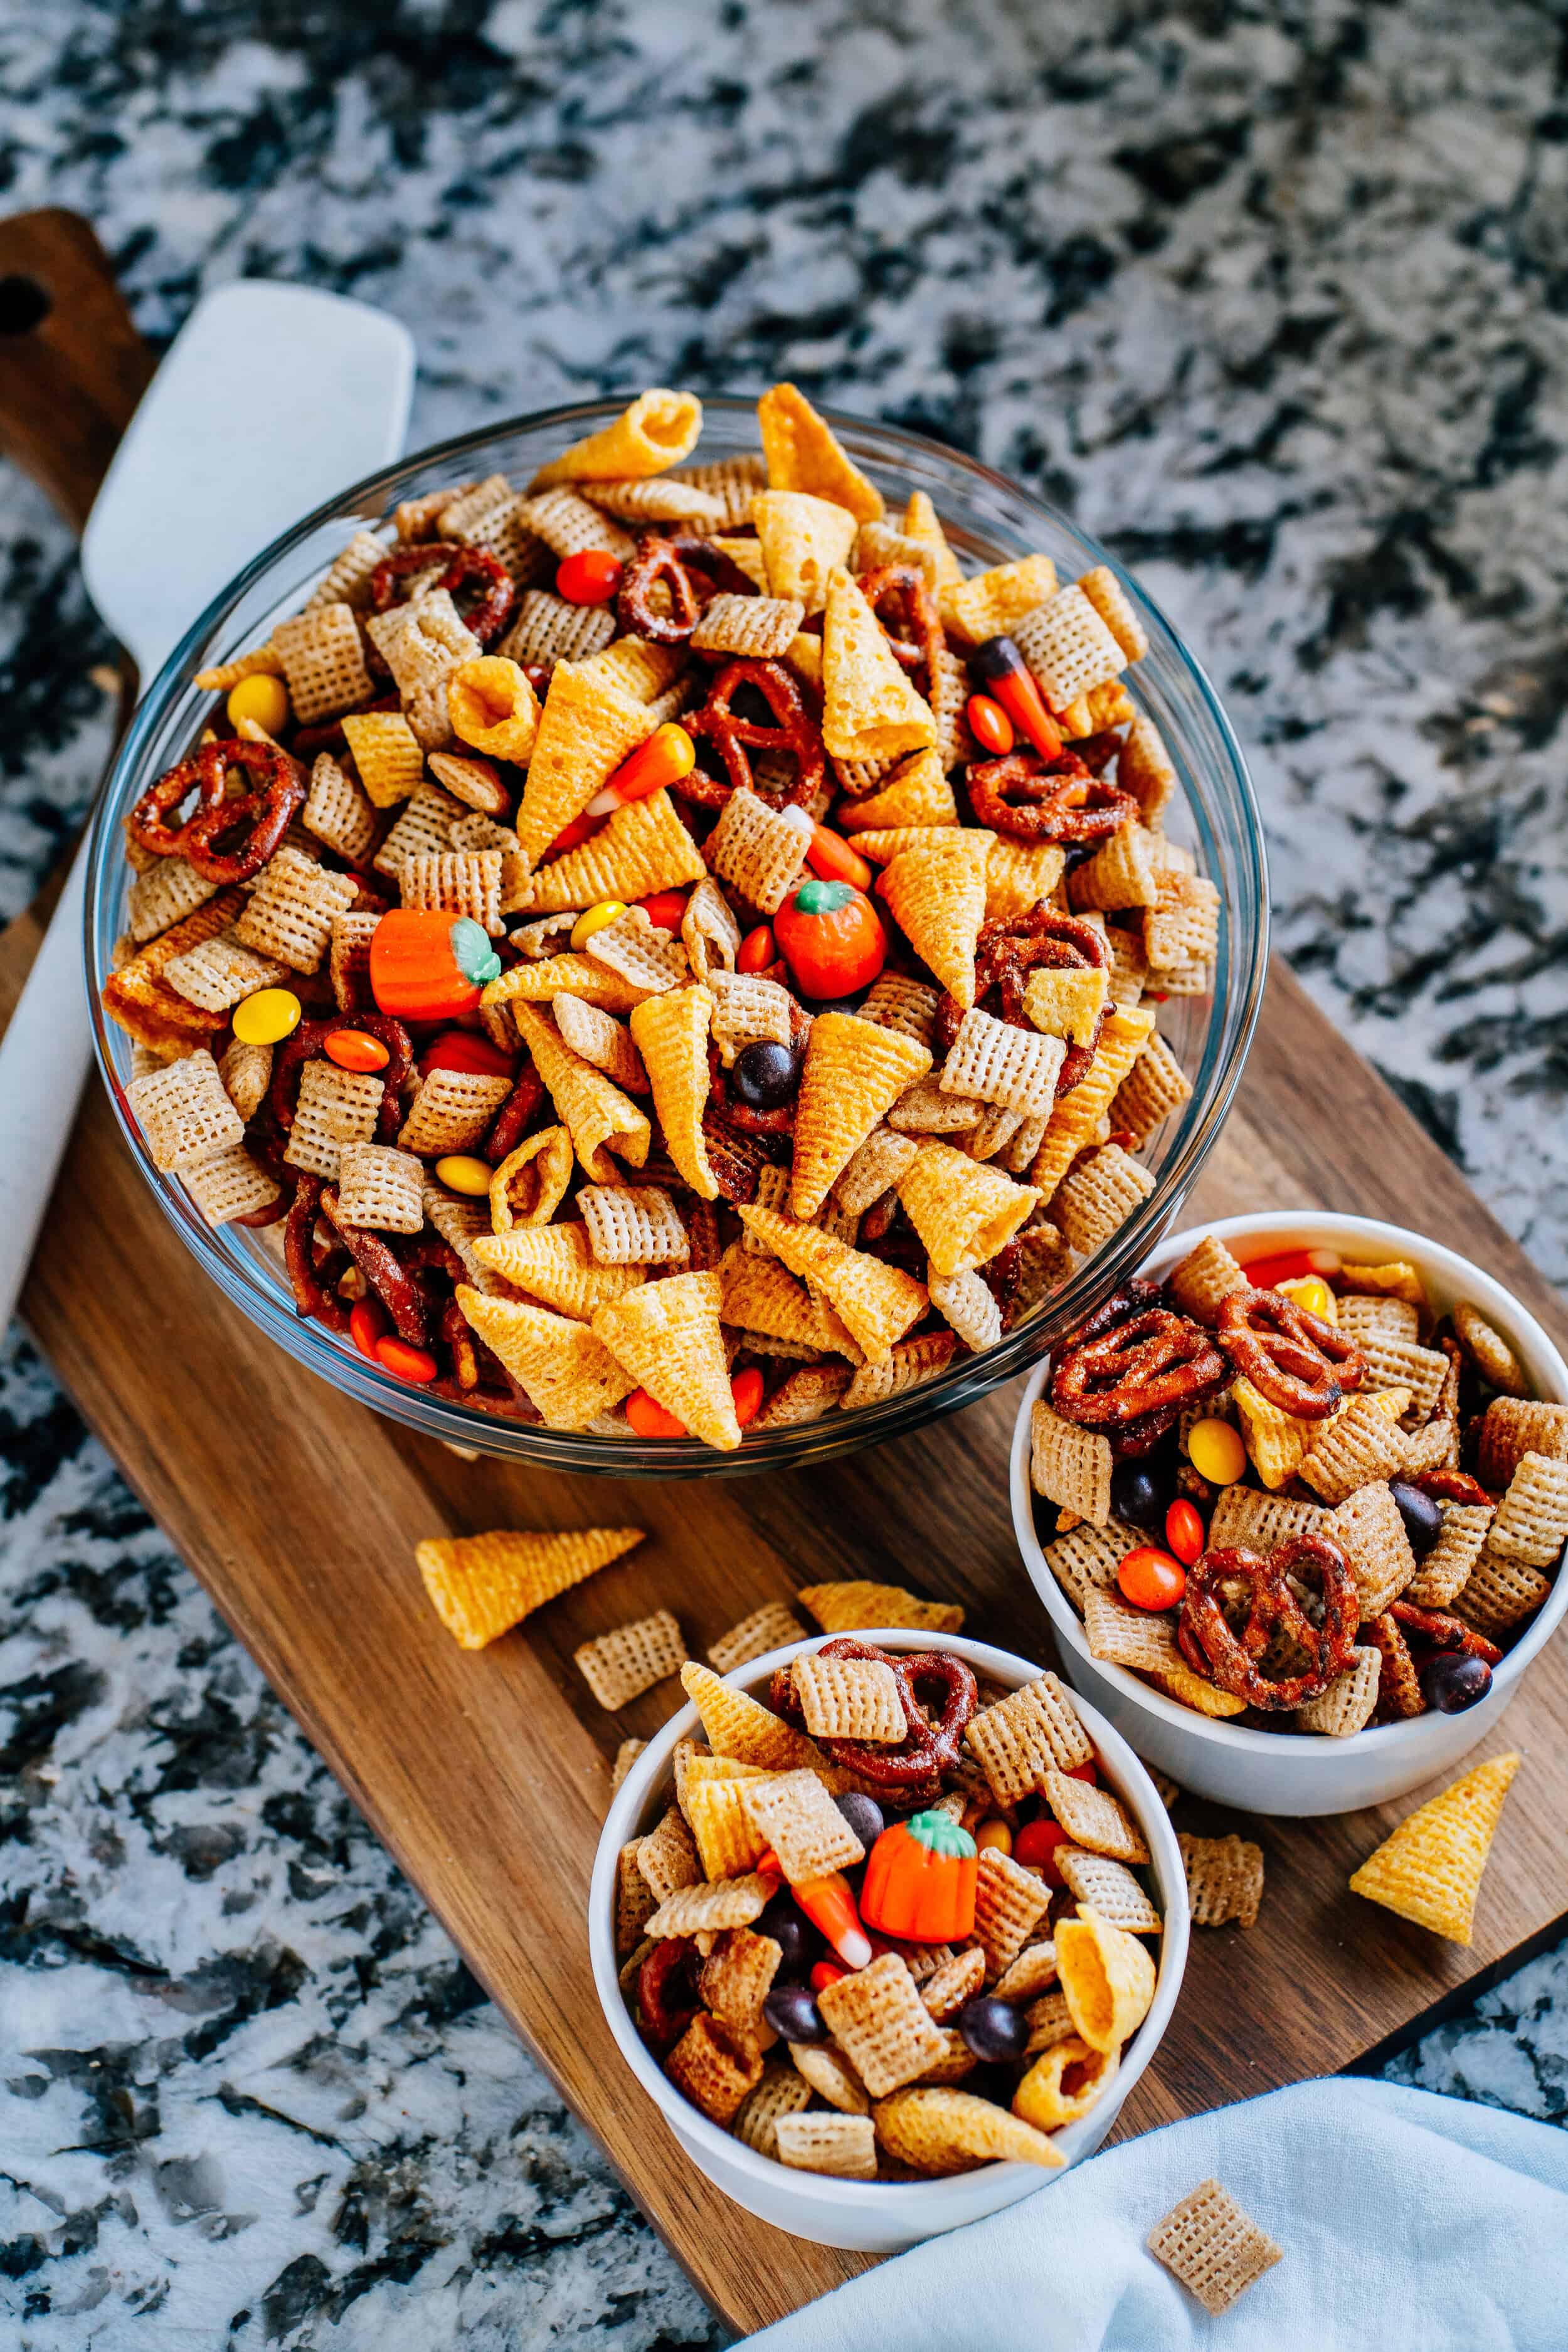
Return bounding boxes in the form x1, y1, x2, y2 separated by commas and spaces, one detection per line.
1012, 1213, 1568, 1814
86, 388, 1264, 1473
590, 1624, 1187, 2251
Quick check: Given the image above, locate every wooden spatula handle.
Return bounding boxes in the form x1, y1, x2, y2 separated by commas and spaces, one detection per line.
0, 208, 155, 532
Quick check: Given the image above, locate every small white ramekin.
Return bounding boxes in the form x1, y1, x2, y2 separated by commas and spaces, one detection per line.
1012, 1212, 1568, 1816
589, 1628, 1189, 2254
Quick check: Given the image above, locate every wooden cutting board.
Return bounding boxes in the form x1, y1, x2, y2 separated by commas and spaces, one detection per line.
4, 208, 1566, 2338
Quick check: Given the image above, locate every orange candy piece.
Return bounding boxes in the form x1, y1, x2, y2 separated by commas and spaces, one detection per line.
736, 923, 776, 973
805, 824, 874, 891
325, 1028, 391, 1073
1117, 1545, 1187, 1611
556, 549, 623, 605
349, 1300, 385, 1360
375, 1335, 439, 1384
1165, 1499, 1205, 1567
966, 692, 1015, 756
625, 1387, 687, 1439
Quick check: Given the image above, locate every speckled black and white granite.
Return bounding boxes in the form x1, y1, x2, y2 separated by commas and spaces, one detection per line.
2, 1, 1566, 2341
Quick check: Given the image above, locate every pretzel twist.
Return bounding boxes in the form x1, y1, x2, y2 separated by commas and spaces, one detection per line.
1051, 1279, 1226, 1431
966, 748, 1137, 843
1217, 1286, 1367, 1419
1179, 1534, 1360, 1709
684, 657, 825, 808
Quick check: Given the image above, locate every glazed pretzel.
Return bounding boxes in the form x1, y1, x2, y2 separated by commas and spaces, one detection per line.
772, 1637, 978, 1797
1217, 1286, 1367, 1419
269, 1014, 414, 1148
934, 909, 1111, 1094
965, 748, 1136, 844
127, 747, 225, 861
855, 562, 944, 698
1050, 1279, 1226, 1431
129, 739, 304, 883
637, 1936, 702, 2050
481, 1066, 546, 1166
1410, 1466, 1491, 1508
1179, 1534, 1360, 1710
1388, 1598, 1502, 1666
283, 1175, 351, 1334
617, 532, 759, 644
184, 739, 306, 884
684, 657, 825, 808
370, 541, 514, 645
322, 1186, 431, 1346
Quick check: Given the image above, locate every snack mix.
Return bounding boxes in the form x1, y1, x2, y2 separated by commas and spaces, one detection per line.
615, 1638, 1164, 2181
1030, 1232, 1568, 1734
105, 384, 1218, 1447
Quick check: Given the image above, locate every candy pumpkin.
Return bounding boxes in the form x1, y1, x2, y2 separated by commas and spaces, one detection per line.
859, 1810, 977, 1943
369, 910, 502, 1022
773, 876, 886, 999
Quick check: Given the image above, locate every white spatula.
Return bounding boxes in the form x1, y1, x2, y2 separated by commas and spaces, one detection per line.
0, 277, 413, 1333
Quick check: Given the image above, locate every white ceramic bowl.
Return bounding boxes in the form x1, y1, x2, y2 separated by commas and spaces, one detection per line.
1012, 1212, 1568, 1816
589, 1628, 1189, 2253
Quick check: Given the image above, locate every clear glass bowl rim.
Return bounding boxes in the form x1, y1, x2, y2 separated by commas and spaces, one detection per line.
83, 395, 1270, 1478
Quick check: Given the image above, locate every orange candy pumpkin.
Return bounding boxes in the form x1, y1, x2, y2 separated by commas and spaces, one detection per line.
859, 1810, 977, 1944
369, 910, 502, 1023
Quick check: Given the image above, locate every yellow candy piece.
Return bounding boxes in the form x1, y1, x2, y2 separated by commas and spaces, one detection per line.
571, 899, 629, 951
226, 673, 291, 733
975, 1819, 1012, 1855
1187, 1415, 1247, 1486
1278, 1274, 1336, 1322
232, 987, 302, 1046
434, 1154, 494, 1197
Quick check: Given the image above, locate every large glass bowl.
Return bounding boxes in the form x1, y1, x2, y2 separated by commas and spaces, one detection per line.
84, 399, 1268, 1478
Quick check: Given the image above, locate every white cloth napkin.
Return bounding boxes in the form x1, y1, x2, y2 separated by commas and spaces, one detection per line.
747, 2078, 1568, 2351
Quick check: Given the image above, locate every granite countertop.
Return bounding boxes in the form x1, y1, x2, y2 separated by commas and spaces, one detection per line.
2, 3, 1565, 2344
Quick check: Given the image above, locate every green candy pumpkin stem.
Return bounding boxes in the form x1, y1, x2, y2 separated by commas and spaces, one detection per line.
451, 916, 503, 988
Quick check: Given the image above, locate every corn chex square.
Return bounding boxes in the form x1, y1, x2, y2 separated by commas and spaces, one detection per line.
1488, 1452, 1568, 1569
815, 1953, 949, 2097
699, 1925, 781, 2041
734, 2063, 814, 2159
664, 2012, 763, 2124
125, 1047, 244, 1172
739, 1768, 865, 1882
1040, 1520, 1140, 1611
1148, 2178, 1282, 2316
791, 1651, 907, 1744
1041, 1770, 1150, 1865
1178, 1832, 1264, 1928
940, 1006, 1065, 1118
773, 2111, 877, 2179
1030, 1400, 1112, 1524
645, 1870, 775, 1940
972, 1846, 1052, 1980
707, 1601, 804, 1675
1056, 1847, 1164, 1933
965, 1672, 1094, 1806
615, 1840, 657, 1956
573, 1608, 686, 1710
636, 1805, 701, 1905
1081, 1587, 1183, 1675
919, 1946, 987, 2021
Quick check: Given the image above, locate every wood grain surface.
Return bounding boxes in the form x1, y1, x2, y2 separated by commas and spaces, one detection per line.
3, 892, 1564, 2333
0, 209, 156, 532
